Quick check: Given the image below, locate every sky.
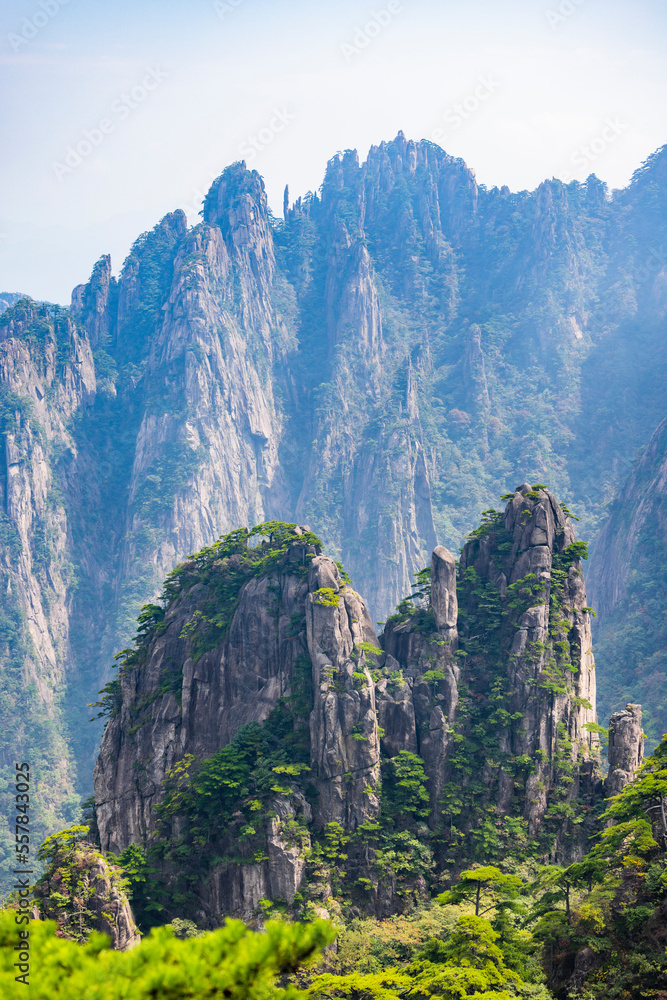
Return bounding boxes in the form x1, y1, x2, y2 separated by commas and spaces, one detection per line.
1, 0, 666, 304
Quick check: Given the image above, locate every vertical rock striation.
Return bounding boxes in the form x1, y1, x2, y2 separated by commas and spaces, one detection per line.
606, 704, 644, 797
588, 416, 667, 745
456, 485, 600, 841
0, 301, 95, 870
94, 527, 382, 921
120, 170, 293, 611
306, 555, 381, 829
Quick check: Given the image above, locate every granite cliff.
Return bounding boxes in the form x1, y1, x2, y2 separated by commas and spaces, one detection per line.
0, 301, 96, 870
587, 416, 667, 747
92, 488, 642, 927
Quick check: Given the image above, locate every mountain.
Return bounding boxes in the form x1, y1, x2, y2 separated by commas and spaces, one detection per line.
0, 292, 27, 315
91, 489, 639, 927
1, 135, 666, 892
587, 415, 667, 748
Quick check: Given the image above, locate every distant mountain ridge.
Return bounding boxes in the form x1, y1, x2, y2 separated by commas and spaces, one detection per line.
587, 416, 667, 748
0, 291, 28, 314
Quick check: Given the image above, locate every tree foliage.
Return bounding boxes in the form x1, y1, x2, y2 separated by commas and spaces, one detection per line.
438, 867, 522, 918
0, 910, 334, 999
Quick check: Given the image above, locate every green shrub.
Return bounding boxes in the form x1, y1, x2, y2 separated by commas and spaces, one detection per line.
312, 588, 340, 607
0, 909, 334, 998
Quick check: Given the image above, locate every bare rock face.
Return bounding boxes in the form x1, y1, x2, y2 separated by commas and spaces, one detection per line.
431, 545, 458, 635
94, 535, 382, 921
588, 417, 667, 621
196, 794, 310, 925
118, 176, 293, 619
587, 416, 667, 741
606, 704, 644, 797
306, 556, 381, 830
266, 794, 311, 902
85, 856, 141, 951
381, 577, 460, 818
457, 484, 601, 842
197, 864, 269, 926
0, 300, 96, 842
95, 537, 320, 856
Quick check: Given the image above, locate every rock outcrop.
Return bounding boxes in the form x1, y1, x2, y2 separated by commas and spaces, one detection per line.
381, 485, 602, 854
458, 484, 599, 838
33, 837, 140, 950
94, 526, 383, 922
430, 544, 458, 635
84, 855, 141, 951
606, 704, 644, 797
70, 254, 116, 349
95, 529, 323, 856
306, 555, 381, 830
93, 488, 613, 924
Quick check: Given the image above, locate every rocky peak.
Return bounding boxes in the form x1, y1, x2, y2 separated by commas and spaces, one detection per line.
115, 210, 186, 357
203, 162, 275, 286
458, 484, 599, 841
71, 254, 116, 348
33, 833, 140, 950
321, 148, 362, 201
316, 134, 478, 252
626, 142, 667, 201
365, 134, 477, 196
92, 488, 643, 926
93, 524, 383, 921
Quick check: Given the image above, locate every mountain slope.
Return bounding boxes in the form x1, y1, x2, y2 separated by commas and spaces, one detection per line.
588, 416, 667, 747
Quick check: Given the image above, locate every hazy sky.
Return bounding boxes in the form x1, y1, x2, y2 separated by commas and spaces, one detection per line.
1, 0, 666, 303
